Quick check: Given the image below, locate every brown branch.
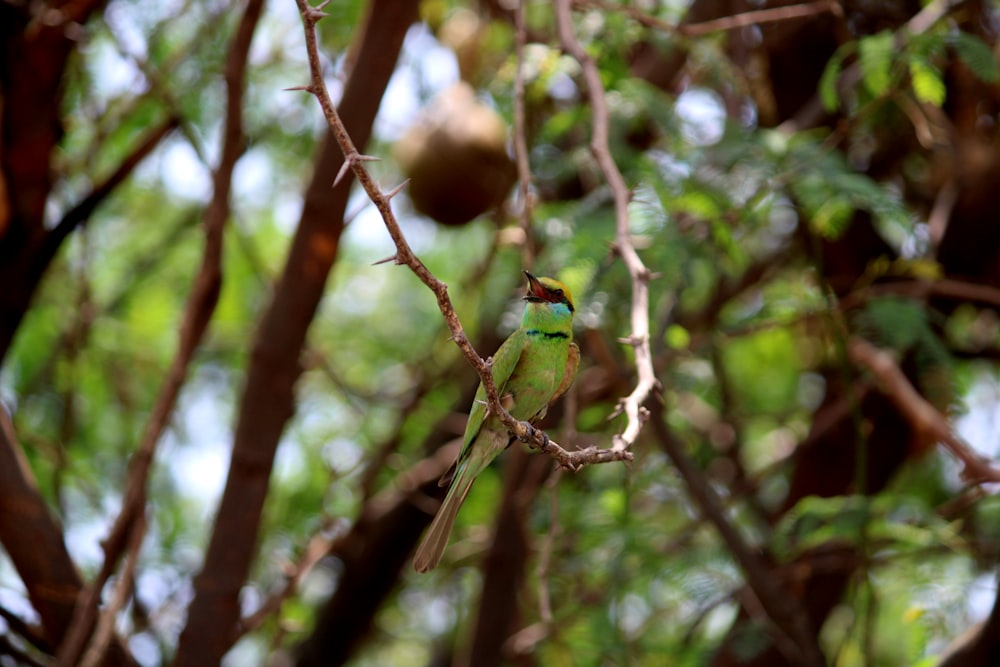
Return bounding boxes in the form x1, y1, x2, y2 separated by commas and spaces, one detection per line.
0, 604, 48, 655
513, 0, 535, 266
0, 635, 47, 667
293, 0, 631, 470
648, 400, 827, 666
0, 405, 82, 648
237, 520, 336, 637
576, 0, 839, 36
0, 406, 136, 665
54, 1, 262, 664
78, 514, 146, 667
43, 115, 179, 263
680, 0, 840, 36
555, 0, 656, 453
838, 278, 1000, 313
848, 338, 1000, 484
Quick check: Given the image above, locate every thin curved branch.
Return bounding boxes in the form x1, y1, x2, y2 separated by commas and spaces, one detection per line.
554, 0, 656, 453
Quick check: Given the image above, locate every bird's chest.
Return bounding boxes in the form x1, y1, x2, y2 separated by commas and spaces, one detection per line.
504, 337, 569, 417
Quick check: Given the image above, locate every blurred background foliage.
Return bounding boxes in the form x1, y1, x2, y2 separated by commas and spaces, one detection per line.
2, 0, 1000, 665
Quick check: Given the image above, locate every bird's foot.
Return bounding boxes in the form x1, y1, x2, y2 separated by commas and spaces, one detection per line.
522, 423, 550, 449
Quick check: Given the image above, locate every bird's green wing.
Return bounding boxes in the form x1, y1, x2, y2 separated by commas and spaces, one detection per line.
550, 342, 580, 404
462, 329, 527, 450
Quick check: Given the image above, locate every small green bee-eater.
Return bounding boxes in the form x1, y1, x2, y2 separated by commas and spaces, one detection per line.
413, 271, 580, 572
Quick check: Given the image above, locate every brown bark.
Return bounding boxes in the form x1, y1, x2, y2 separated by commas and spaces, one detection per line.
0, 407, 135, 665
172, 1, 420, 664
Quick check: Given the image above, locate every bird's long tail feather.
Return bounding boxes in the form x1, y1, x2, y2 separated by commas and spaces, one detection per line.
413, 465, 476, 572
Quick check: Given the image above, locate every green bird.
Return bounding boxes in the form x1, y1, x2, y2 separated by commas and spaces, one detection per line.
413, 271, 580, 572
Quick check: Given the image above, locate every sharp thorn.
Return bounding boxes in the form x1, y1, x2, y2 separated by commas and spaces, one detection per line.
385, 179, 410, 200
333, 160, 352, 188
371, 254, 398, 266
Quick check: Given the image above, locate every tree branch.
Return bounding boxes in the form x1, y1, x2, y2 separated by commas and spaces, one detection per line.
238, 519, 336, 637
554, 0, 656, 453
648, 400, 827, 667
43, 115, 179, 265
0, 405, 82, 647
513, 0, 535, 266
0, 406, 135, 665
575, 0, 840, 36
292, 0, 631, 469
848, 338, 1000, 484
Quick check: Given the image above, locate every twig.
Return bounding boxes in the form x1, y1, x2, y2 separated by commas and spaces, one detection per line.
513, 0, 535, 266
294, 0, 631, 469
0, 605, 48, 655
555, 0, 656, 453
648, 400, 827, 667
237, 520, 337, 636
849, 338, 1000, 484
0, 406, 85, 653
575, 0, 839, 36
0, 635, 47, 667
681, 0, 840, 36
42, 116, 179, 267
79, 513, 146, 667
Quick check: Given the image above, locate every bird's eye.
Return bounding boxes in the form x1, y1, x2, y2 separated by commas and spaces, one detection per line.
553, 289, 563, 297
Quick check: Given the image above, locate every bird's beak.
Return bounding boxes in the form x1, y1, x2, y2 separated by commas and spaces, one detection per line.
524, 271, 545, 300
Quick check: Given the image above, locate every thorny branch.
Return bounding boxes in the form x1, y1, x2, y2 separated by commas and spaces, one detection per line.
576, 0, 841, 37
293, 0, 631, 470
554, 0, 656, 452
849, 338, 1000, 484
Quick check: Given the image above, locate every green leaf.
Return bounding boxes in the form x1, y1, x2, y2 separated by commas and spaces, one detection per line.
909, 59, 946, 106
859, 30, 895, 97
951, 31, 1000, 83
